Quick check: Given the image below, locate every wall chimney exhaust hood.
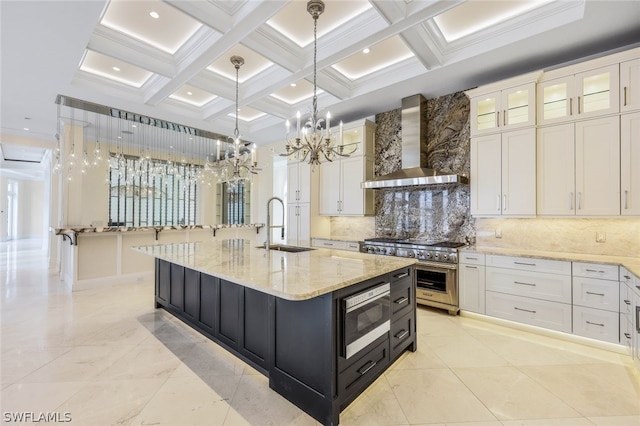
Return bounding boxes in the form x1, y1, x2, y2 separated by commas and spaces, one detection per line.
361, 94, 468, 189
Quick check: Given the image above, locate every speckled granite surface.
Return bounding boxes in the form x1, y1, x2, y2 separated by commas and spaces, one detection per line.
134, 239, 416, 300
373, 92, 474, 243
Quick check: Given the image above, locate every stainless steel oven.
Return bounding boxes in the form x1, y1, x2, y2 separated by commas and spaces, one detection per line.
342, 282, 391, 359
415, 261, 458, 315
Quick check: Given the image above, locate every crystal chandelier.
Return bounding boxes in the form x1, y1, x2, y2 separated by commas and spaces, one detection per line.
280, 0, 358, 166
210, 55, 260, 191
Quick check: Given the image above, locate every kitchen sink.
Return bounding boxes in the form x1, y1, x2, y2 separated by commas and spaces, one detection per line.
257, 245, 315, 253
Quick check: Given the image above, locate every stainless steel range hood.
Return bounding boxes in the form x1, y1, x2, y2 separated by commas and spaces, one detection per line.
361, 94, 468, 189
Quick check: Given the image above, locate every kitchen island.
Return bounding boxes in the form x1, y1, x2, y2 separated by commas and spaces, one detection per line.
135, 239, 417, 426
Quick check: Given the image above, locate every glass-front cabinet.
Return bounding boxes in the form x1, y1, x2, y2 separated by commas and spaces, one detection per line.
469, 83, 536, 136
537, 64, 619, 125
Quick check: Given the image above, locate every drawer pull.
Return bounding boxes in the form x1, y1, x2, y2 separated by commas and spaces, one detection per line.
636, 285, 640, 291
625, 299, 631, 305
514, 261, 536, 266
585, 269, 605, 274
625, 333, 632, 339
624, 275, 631, 280
585, 291, 605, 297
323, 242, 334, 246
466, 256, 478, 260
586, 321, 605, 327
358, 360, 377, 376
514, 281, 536, 287
514, 307, 536, 314
465, 265, 477, 269
394, 272, 409, 279
394, 330, 409, 340
394, 297, 409, 305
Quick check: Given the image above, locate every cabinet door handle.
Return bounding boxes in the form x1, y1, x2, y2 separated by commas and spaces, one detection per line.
514, 307, 536, 314
357, 360, 377, 376
586, 320, 605, 327
502, 194, 507, 211
394, 296, 409, 305
496, 110, 500, 128
577, 95, 581, 114
394, 272, 409, 279
585, 269, 605, 274
624, 190, 629, 210
465, 265, 477, 269
586, 291, 605, 297
394, 330, 409, 340
624, 332, 631, 339
514, 281, 536, 287
569, 98, 573, 115
569, 192, 574, 210
514, 261, 536, 266
503, 109, 507, 126
496, 195, 501, 211
624, 87, 628, 106
577, 192, 582, 210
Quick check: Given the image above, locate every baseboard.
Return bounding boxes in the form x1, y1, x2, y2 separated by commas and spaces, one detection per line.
72, 271, 154, 291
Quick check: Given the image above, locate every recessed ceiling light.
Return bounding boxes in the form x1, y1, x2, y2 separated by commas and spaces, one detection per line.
112, 66, 121, 72
187, 91, 193, 95
149, 11, 159, 19
290, 83, 297, 87
362, 48, 370, 54
23, 127, 29, 131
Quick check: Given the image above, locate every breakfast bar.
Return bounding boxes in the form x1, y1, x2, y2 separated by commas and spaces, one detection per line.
135, 239, 417, 425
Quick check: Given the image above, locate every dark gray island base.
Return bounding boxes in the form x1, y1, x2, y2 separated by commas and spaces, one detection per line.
154, 258, 416, 425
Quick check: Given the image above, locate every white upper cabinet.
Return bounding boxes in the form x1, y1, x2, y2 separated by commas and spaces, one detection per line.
287, 161, 312, 204
318, 119, 375, 216
621, 58, 640, 113
470, 128, 536, 216
537, 116, 620, 216
621, 112, 640, 215
538, 64, 619, 125
467, 72, 540, 136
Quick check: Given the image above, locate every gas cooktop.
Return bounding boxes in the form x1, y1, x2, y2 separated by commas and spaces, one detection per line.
359, 238, 466, 264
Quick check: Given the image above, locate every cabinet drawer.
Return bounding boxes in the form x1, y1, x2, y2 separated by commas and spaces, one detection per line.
621, 283, 634, 315
459, 252, 485, 266
620, 267, 635, 286
486, 267, 572, 303
312, 238, 347, 250
339, 339, 389, 398
389, 267, 413, 284
486, 291, 572, 333
573, 306, 619, 344
345, 242, 361, 252
486, 254, 571, 275
390, 278, 413, 320
573, 277, 619, 312
620, 313, 633, 355
573, 262, 619, 281
390, 311, 414, 360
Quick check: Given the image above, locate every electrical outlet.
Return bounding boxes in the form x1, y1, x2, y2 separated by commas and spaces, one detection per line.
495, 228, 502, 239
596, 232, 606, 243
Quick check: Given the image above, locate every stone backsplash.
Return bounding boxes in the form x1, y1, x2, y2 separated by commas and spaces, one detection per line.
373, 92, 475, 243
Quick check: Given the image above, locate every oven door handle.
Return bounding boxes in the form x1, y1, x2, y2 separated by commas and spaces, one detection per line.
415, 261, 457, 271
345, 289, 390, 313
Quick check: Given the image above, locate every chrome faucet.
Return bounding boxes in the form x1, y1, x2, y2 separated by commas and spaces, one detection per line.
265, 196, 285, 250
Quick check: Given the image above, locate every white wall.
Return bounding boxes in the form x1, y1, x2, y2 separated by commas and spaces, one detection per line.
17, 179, 45, 238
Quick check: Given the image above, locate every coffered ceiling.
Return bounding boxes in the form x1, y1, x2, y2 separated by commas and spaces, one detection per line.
1, 0, 639, 166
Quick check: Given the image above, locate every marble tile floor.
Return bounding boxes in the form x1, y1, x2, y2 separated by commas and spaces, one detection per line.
2, 239, 640, 426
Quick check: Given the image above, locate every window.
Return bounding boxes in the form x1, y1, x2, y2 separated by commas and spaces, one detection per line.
217, 180, 250, 225
108, 154, 198, 227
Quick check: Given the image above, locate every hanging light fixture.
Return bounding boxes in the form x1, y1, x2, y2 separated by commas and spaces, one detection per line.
211, 55, 260, 191
280, 0, 358, 166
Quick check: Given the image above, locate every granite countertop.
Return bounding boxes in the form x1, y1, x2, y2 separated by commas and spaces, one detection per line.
134, 239, 416, 301
462, 246, 640, 278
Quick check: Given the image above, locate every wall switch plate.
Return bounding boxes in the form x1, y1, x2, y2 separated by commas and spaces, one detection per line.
596, 232, 606, 243
495, 228, 502, 238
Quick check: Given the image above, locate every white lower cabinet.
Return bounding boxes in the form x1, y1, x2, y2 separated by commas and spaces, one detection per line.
573, 306, 619, 344
485, 291, 572, 333
572, 262, 620, 344
484, 254, 573, 332
458, 252, 486, 314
